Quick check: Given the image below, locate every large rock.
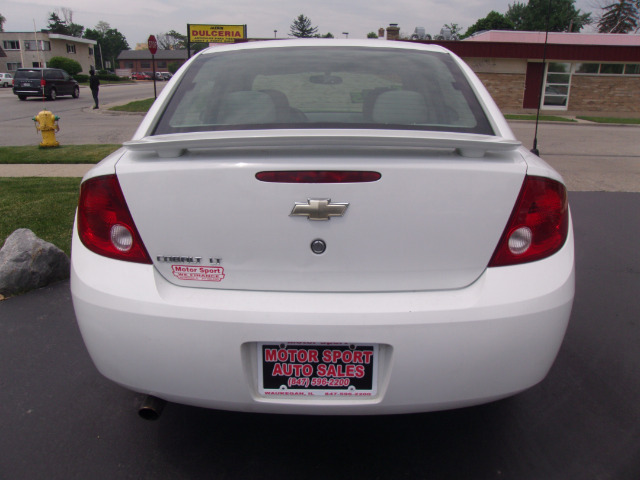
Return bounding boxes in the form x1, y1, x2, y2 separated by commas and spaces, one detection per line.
0, 229, 70, 296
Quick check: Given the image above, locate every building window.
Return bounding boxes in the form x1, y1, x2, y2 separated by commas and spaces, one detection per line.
141, 62, 151, 68
127, 62, 134, 68
89, 47, 94, 55
24, 40, 51, 51
625, 64, 640, 75
66, 44, 77, 54
7, 62, 22, 71
543, 62, 572, 109
574, 63, 640, 75
3, 40, 20, 50
158, 61, 167, 68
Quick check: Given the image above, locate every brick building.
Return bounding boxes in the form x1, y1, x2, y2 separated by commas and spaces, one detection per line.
116, 49, 188, 75
418, 31, 640, 116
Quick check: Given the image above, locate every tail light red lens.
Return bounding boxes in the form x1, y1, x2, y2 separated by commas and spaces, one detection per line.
489, 176, 569, 267
77, 175, 152, 264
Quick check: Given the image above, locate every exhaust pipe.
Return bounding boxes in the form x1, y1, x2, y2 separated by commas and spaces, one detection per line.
138, 395, 166, 420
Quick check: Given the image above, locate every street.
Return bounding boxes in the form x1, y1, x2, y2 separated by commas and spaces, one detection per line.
0, 82, 164, 145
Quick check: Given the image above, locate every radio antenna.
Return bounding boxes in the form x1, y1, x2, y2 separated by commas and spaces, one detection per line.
531, 0, 554, 156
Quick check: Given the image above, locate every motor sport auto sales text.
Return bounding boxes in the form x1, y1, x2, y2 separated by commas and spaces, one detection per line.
262, 346, 375, 394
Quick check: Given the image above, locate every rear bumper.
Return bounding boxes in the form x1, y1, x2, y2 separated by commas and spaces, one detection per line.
71, 224, 574, 415
13, 87, 43, 97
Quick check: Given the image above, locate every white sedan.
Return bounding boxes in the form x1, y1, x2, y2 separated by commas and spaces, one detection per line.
71, 39, 574, 417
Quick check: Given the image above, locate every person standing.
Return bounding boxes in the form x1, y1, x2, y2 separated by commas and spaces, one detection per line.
89, 69, 100, 109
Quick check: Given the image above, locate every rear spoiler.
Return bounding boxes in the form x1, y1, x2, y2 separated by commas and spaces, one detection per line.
124, 129, 521, 159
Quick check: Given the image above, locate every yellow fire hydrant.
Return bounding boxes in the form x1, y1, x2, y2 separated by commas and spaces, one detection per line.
33, 110, 60, 148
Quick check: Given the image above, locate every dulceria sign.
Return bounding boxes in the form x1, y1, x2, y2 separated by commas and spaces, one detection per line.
188, 24, 247, 43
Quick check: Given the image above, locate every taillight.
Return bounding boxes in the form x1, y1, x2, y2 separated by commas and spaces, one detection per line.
489, 176, 569, 267
77, 175, 152, 264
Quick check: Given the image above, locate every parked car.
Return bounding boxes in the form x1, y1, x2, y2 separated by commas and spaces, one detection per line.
160, 72, 173, 81
12, 67, 79, 100
0, 73, 13, 88
154, 72, 165, 81
71, 40, 574, 418
131, 72, 151, 80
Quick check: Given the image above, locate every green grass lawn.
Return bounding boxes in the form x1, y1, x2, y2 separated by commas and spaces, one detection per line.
0, 178, 81, 256
0, 144, 120, 164
504, 114, 577, 122
109, 98, 155, 112
576, 116, 640, 125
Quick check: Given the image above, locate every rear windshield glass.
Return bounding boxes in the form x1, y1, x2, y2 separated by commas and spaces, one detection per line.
153, 46, 493, 136
15, 69, 43, 80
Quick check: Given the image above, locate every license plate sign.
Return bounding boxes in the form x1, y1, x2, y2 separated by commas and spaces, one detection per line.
258, 343, 378, 397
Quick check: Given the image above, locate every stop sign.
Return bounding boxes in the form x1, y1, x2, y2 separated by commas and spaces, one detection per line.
148, 35, 158, 55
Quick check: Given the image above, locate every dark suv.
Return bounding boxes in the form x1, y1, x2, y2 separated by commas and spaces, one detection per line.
13, 67, 80, 101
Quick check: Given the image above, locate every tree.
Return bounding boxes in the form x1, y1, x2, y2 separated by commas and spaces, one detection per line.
84, 25, 129, 70
506, 2, 528, 29
598, 0, 639, 32
157, 30, 187, 50
289, 14, 318, 37
95, 21, 110, 34
47, 10, 84, 37
48, 56, 82, 75
462, 11, 515, 38
444, 23, 463, 38
155, 30, 208, 53
367, 31, 379, 38
517, 0, 592, 32
0, 13, 6, 32
47, 12, 68, 34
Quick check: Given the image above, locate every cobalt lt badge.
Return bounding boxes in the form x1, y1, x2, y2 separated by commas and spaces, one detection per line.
290, 199, 349, 221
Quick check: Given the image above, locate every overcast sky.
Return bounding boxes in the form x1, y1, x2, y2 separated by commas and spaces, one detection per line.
3, 0, 598, 47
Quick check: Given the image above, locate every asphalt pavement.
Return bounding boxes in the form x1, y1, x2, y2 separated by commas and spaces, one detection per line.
1, 191, 639, 479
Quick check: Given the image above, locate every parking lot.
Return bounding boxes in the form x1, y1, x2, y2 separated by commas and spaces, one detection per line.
1, 82, 639, 479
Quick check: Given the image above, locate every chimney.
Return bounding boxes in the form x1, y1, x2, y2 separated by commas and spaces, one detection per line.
386, 24, 400, 40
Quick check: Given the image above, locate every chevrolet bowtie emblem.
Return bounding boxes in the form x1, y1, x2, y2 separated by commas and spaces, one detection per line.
290, 199, 349, 221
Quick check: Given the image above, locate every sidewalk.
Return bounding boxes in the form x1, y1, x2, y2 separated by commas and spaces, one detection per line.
0, 164, 93, 177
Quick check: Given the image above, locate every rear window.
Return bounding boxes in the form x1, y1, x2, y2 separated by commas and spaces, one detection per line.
15, 69, 43, 80
153, 46, 493, 136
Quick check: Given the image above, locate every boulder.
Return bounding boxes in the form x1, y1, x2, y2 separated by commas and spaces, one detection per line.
0, 229, 70, 296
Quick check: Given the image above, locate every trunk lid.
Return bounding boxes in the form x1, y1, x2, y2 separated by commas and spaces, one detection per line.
116, 131, 526, 292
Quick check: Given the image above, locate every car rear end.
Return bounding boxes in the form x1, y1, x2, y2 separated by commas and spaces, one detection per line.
71, 40, 574, 415
12, 68, 43, 99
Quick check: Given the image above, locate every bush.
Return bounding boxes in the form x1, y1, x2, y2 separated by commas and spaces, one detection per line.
98, 74, 123, 82
48, 56, 83, 76
74, 74, 89, 83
